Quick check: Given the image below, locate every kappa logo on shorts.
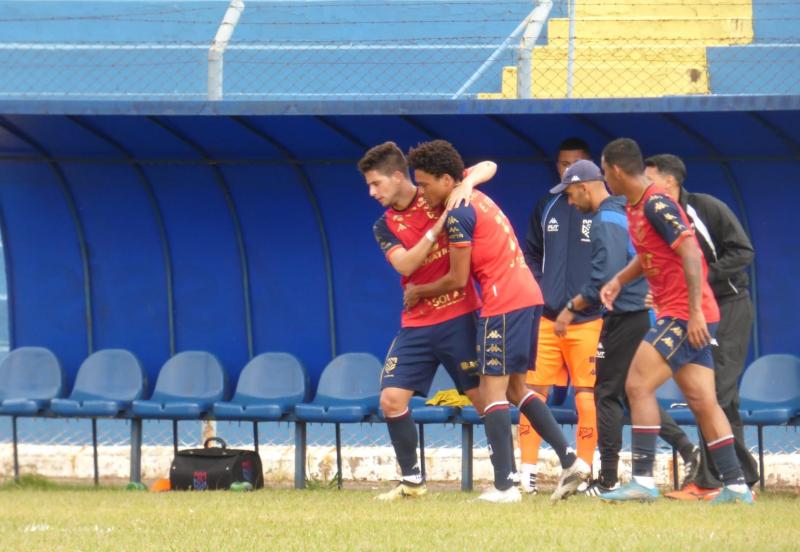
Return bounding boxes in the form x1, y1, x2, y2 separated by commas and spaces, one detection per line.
486, 359, 502, 367
486, 344, 502, 353
670, 326, 684, 337
383, 356, 398, 373
661, 336, 675, 349
486, 330, 502, 339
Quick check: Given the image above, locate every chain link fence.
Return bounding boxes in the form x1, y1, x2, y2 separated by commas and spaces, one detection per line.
2, 415, 799, 487
0, 1, 797, 101
0, 0, 799, 485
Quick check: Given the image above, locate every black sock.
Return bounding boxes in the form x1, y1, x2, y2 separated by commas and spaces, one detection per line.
631, 426, 659, 478
518, 392, 575, 468
676, 437, 696, 463
386, 409, 420, 480
484, 402, 515, 491
509, 430, 518, 476
599, 460, 619, 487
708, 435, 746, 487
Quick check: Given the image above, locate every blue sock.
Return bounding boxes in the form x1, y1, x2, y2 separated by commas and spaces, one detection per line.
631, 425, 659, 478
708, 435, 746, 487
483, 402, 515, 491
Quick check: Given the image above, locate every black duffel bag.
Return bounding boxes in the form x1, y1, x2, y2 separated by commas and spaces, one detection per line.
170, 437, 264, 491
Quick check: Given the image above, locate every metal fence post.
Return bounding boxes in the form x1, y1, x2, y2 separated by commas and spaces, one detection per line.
566, 0, 576, 98
208, 0, 245, 101
516, 1, 554, 99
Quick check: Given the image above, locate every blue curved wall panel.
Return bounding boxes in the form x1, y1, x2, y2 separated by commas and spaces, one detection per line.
729, 161, 798, 356
223, 164, 332, 387
0, 163, 87, 386
306, 164, 399, 361
64, 163, 170, 391
145, 164, 249, 388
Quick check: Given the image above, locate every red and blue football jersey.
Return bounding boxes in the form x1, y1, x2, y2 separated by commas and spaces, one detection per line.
374, 190, 481, 328
446, 190, 543, 317
626, 185, 720, 323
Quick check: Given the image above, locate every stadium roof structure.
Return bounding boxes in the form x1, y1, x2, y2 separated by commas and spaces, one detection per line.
1, 95, 800, 116
1, 94, 799, 391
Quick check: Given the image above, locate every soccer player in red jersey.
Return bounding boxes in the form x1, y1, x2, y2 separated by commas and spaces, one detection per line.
360, 142, 496, 500
404, 140, 590, 503
599, 138, 753, 504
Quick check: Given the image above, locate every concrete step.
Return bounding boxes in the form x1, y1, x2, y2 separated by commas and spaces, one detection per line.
528, 48, 709, 98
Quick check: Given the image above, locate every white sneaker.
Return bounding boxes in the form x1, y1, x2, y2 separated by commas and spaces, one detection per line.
550, 458, 592, 502
475, 485, 522, 504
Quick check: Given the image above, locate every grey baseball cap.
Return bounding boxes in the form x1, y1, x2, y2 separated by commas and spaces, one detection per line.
550, 159, 603, 194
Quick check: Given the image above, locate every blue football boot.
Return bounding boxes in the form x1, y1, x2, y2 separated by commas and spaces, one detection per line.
600, 480, 660, 503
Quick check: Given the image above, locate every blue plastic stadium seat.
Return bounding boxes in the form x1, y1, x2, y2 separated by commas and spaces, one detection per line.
738, 354, 800, 491
656, 377, 695, 425
294, 353, 382, 423
739, 354, 800, 426
0, 347, 64, 416
459, 405, 521, 425
131, 351, 228, 419
373, 365, 460, 424
550, 387, 578, 425
50, 349, 146, 418
212, 352, 308, 421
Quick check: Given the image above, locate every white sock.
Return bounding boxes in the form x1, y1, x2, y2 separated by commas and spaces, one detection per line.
402, 473, 423, 485
633, 475, 656, 489
521, 463, 538, 474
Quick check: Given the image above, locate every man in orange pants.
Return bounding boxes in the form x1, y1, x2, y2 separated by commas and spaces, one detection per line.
520, 138, 601, 493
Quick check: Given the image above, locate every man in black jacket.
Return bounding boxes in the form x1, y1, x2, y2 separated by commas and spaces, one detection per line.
644, 154, 760, 499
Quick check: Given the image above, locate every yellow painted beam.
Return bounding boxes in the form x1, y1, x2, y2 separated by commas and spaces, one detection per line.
547, 17, 753, 46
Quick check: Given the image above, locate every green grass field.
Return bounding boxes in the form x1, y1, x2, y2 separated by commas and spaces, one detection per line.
1, 477, 799, 551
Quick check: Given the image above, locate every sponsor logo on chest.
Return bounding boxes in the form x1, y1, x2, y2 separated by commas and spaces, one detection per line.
581, 218, 592, 243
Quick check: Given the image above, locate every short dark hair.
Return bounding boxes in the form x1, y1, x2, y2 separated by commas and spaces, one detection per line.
358, 141, 408, 176
406, 140, 464, 182
558, 137, 591, 155
602, 138, 644, 176
644, 154, 687, 186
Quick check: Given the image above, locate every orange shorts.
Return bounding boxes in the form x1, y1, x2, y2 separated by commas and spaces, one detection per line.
526, 317, 602, 388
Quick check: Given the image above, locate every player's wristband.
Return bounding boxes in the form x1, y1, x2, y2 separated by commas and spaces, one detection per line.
425, 229, 436, 243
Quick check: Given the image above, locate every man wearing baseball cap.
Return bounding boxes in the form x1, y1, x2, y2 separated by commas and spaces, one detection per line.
519, 140, 602, 492
555, 159, 700, 495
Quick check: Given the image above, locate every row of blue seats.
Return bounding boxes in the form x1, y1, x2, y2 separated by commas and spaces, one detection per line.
1, 347, 799, 490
